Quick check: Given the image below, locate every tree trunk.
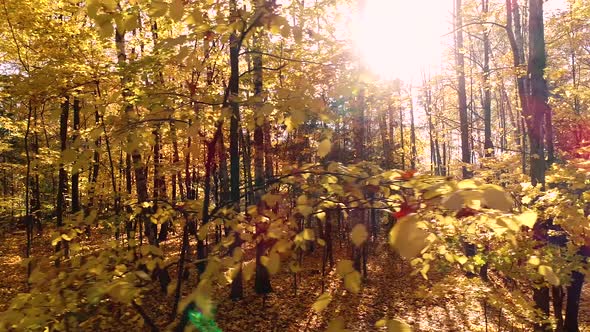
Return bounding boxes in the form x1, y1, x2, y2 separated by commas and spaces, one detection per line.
56, 96, 70, 261
229, 0, 243, 300
409, 92, 417, 170
379, 109, 393, 169
398, 88, 405, 170
528, 0, 548, 188
455, 0, 471, 178
529, 1, 551, 329
252, 31, 272, 296
71, 98, 80, 215
482, 0, 494, 157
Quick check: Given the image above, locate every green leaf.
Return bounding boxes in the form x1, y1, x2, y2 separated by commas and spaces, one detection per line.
312, 292, 332, 312
350, 224, 368, 247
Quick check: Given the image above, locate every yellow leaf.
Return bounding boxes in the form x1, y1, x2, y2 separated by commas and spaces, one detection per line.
302, 228, 315, 241
442, 191, 464, 210
169, 0, 184, 21
456, 255, 468, 265
350, 224, 368, 247
195, 279, 214, 317
326, 318, 351, 332
99, 0, 117, 11
51, 237, 61, 246
318, 138, 332, 158
123, 13, 139, 31
457, 179, 478, 189
243, 261, 255, 281
185, 9, 203, 25
297, 194, 308, 205
290, 109, 306, 127
149, 0, 168, 18
166, 281, 177, 296
386, 319, 413, 332
515, 210, 537, 228
344, 270, 361, 293
62, 149, 77, 164
528, 256, 541, 266
336, 260, 354, 276
312, 292, 332, 312
539, 265, 560, 286
482, 186, 513, 212
389, 215, 429, 259
261, 252, 280, 274
444, 252, 454, 263
135, 270, 151, 281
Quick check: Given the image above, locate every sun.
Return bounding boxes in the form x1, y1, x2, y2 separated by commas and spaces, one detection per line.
354, 0, 452, 81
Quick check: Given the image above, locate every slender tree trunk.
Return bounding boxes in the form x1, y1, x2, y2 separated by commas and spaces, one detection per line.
398, 88, 405, 170
379, 109, 393, 169
409, 92, 417, 170
241, 130, 254, 208
71, 98, 81, 216
56, 96, 70, 261
229, 0, 243, 300
388, 103, 396, 168
115, 28, 154, 245
252, 31, 272, 295
170, 121, 183, 201
154, 125, 169, 243
482, 0, 494, 157
455, 0, 471, 178
196, 125, 222, 273
87, 100, 101, 228
24, 101, 33, 282
507, 0, 530, 174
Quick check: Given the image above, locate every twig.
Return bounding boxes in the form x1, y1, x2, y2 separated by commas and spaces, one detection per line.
132, 300, 159, 332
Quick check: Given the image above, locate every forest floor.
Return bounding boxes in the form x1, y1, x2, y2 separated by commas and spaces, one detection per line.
2, 226, 590, 332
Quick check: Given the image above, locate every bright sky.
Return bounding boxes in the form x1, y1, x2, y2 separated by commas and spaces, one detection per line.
354, 0, 567, 82
355, 0, 452, 82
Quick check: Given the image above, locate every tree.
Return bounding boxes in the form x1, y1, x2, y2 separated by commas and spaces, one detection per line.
455, 0, 472, 178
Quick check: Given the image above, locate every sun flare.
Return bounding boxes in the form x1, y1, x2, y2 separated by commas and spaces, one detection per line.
355, 0, 452, 81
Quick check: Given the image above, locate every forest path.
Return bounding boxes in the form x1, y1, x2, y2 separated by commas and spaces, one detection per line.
213, 238, 524, 332
2, 227, 590, 331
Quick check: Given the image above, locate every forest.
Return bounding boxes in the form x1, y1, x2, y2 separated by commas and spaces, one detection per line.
0, 0, 589, 331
